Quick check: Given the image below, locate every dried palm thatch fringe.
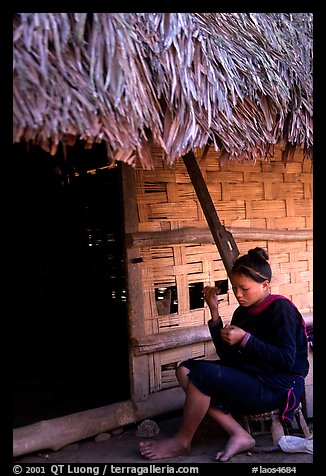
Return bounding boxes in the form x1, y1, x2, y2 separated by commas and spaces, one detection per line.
13, 13, 313, 169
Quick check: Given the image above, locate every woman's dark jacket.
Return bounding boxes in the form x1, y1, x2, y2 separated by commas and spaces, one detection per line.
208, 294, 309, 421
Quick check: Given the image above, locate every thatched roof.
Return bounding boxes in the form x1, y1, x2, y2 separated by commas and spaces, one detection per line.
13, 13, 313, 169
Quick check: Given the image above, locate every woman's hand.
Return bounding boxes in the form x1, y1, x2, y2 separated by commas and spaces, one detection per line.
203, 285, 219, 310
204, 286, 221, 325
220, 325, 245, 345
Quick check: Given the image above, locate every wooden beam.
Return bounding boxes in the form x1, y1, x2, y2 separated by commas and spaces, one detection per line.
13, 387, 185, 457
131, 312, 313, 355
127, 227, 313, 248
132, 325, 211, 355
183, 151, 239, 278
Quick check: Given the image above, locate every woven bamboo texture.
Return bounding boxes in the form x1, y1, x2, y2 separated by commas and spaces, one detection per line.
132, 145, 313, 393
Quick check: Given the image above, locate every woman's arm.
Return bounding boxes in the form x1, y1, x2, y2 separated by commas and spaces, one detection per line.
203, 286, 222, 326
204, 286, 242, 361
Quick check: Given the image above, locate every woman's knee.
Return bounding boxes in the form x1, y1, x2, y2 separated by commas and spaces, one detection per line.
176, 363, 190, 387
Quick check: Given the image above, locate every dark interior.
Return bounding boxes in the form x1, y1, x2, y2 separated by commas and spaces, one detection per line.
13, 142, 130, 428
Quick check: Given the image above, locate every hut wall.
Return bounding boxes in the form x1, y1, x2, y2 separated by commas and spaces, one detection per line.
13, 146, 313, 457
127, 144, 313, 398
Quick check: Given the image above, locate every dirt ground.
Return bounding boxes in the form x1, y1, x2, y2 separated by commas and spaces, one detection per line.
14, 410, 314, 466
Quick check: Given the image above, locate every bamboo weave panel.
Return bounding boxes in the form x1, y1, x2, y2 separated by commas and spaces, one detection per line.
134, 147, 312, 393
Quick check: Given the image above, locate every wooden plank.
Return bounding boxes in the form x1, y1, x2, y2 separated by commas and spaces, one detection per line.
13, 387, 185, 457
183, 151, 239, 278
132, 324, 211, 355
120, 162, 149, 401
126, 227, 313, 248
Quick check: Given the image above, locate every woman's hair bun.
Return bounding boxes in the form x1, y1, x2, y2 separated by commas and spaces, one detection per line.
248, 247, 269, 261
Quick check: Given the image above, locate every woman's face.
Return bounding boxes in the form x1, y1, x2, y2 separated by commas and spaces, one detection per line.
231, 272, 270, 307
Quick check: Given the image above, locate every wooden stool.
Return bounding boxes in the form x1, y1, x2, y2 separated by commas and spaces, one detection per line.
241, 403, 312, 446
293, 404, 313, 440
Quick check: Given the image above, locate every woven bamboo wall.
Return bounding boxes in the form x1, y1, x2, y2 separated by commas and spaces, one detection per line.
131, 145, 313, 394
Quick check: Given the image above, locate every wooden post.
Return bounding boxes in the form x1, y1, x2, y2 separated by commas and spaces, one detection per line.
183, 151, 239, 279
120, 163, 149, 402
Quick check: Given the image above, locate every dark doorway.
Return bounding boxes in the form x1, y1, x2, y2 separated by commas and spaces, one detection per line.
13, 143, 130, 428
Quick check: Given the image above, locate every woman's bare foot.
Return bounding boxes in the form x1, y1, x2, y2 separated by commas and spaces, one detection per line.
139, 437, 190, 460
215, 434, 255, 462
